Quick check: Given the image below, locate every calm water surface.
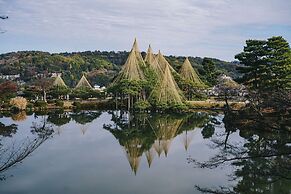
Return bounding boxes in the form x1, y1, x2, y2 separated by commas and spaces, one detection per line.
0, 111, 290, 194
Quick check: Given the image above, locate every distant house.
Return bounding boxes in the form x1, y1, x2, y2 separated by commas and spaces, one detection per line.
0, 74, 20, 80
93, 85, 106, 91
51, 72, 62, 78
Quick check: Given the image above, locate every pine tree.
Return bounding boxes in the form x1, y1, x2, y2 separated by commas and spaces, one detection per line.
235, 37, 291, 91
201, 58, 219, 86
267, 36, 291, 90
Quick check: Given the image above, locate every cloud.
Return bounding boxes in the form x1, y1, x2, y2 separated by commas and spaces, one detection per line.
1, 0, 291, 60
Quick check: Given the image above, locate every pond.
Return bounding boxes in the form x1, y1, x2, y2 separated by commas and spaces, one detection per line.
0, 110, 290, 194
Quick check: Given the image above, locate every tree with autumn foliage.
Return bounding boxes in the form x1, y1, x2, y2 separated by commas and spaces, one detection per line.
0, 81, 18, 101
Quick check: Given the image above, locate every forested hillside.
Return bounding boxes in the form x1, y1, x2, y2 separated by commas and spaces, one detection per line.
0, 50, 240, 87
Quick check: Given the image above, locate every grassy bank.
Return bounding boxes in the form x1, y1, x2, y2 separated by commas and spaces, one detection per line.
187, 100, 246, 110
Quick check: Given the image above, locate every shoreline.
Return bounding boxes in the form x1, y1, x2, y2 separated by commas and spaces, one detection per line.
0, 99, 246, 112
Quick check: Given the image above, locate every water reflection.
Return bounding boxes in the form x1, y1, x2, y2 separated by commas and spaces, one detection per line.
11, 111, 27, 121
70, 111, 102, 134
104, 111, 210, 174
46, 110, 102, 135
0, 110, 289, 193
0, 115, 53, 181
190, 113, 291, 194
0, 121, 17, 137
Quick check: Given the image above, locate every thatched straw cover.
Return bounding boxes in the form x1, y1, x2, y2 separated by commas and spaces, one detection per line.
75, 75, 92, 89
179, 57, 205, 87
156, 51, 176, 73
114, 38, 146, 83
145, 45, 155, 65
145, 45, 163, 77
150, 65, 184, 105
53, 75, 67, 88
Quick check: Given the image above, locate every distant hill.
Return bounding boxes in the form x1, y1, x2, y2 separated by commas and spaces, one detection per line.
0, 50, 241, 87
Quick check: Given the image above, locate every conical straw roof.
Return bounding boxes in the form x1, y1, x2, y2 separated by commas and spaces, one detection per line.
145, 45, 155, 65
53, 75, 67, 88
156, 51, 176, 73
132, 38, 145, 64
179, 57, 205, 87
145, 45, 163, 78
150, 65, 184, 105
114, 38, 146, 83
75, 75, 92, 89
217, 74, 240, 88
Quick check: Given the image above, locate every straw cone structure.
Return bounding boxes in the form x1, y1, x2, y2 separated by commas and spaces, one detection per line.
156, 51, 176, 73
150, 65, 184, 105
53, 75, 67, 88
75, 75, 92, 89
145, 45, 156, 65
131, 38, 145, 65
179, 57, 205, 87
114, 38, 146, 83
145, 45, 163, 78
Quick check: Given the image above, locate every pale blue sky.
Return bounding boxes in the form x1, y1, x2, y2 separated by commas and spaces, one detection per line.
0, 0, 291, 61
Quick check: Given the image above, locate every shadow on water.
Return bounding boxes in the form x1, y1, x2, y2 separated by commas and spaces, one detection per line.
103, 111, 212, 174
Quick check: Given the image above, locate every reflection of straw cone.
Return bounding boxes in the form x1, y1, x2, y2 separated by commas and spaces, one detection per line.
79, 123, 90, 135
126, 152, 141, 175
153, 118, 183, 157
123, 138, 143, 175
11, 111, 27, 121
162, 139, 173, 157
145, 146, 156, 167
183, 130, 194, 151
154, 140, 163, 157
56, 126, 64, 135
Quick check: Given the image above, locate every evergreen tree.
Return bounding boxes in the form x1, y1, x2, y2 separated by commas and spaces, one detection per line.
235, 39, 269, 91
267, 36, 291, 90
235, 36, 291, 91
201, 58, 219, 86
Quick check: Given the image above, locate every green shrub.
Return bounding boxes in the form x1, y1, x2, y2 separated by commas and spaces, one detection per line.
34, 101, 48, 108
47, 99, 55, 104
134, 100, 151, 111
55, 100, 64, 107
73, 101, 81, 108
191, 92, 208, 101
1, 103, 10, 109
26, 103, 34, 109
169, 103, 189, 112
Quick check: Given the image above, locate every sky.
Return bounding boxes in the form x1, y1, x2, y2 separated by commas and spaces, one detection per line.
0, 0, 291, 61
